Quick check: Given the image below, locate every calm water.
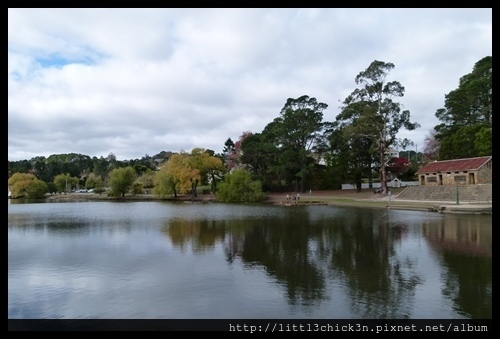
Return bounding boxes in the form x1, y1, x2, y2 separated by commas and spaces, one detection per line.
8, 199, 492, 320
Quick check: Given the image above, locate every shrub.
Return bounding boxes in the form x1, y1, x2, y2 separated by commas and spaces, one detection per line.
216, 169, 263, 203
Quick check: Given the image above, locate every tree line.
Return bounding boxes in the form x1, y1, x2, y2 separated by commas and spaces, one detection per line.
8, 58, 491, 200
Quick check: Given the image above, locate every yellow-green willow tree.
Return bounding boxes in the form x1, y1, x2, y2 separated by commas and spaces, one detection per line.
154, 148, 224, 198
8, 172, 48, 199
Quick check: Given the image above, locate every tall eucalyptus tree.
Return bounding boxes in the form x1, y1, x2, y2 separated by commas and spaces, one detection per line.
337, 61, 419, 193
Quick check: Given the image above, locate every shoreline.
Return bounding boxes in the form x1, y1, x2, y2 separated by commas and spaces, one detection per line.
15, 189, 491, 215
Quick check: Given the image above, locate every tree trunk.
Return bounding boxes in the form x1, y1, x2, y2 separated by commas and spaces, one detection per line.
380, 149, 388, 194
368, 161, 373, 189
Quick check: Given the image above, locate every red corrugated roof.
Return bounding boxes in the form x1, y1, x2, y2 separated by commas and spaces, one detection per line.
416, 156, 492, 174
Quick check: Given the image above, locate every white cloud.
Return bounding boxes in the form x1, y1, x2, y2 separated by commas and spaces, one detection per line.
8, 8, 492, 161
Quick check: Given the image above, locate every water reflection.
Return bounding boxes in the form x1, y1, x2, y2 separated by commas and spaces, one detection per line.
422, 215, 492, 257
422, 215, 492, 319
9, 202, 491, 319
166, 219, 226, 252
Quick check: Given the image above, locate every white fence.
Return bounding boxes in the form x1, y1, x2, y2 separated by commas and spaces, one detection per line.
341, 180, 419, 190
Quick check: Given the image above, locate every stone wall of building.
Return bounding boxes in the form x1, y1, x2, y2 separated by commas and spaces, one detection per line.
420, 165, 492, 186
477, 166, 492, 184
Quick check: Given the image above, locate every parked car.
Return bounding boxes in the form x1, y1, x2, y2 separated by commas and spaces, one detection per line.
374, 187, 383, 194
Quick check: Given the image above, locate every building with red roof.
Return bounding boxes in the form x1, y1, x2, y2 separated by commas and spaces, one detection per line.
416, 156, 492, 186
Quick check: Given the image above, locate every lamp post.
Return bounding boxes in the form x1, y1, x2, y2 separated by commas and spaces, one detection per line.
456, 181, 459, 205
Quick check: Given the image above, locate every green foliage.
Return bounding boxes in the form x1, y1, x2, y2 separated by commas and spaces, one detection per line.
25, 179, 48, 199
9, 57, 491, 194
154, 148, 225, 198
335, 60, 419, 193
439, 125, 483, 160
475, 127, 492, 156
398, 162, 418, 181
46, 182, 58, 194
131, 182, 144, 195
8, 159, 31, 178
8, 172, 47, 198
434, 56, 492, 159
153, 167, 176, 198
222, 138, 235, 168
136, 171, 156, 190
216, 169, 264, 203
108, 166, 137, 197
8, 152, 163, 189
85, 173, 103, 190
94, 187, 106, 195
256, 95, 328, 192
53, 173, 78, 193
308, 164, 342, 190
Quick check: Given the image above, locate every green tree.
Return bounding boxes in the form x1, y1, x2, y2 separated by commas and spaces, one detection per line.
264, 95, 328, 192
339, 60, 420, 193
92, 156, 109, 178
30, 156, 47, 182
53, 173, 78, 193
326, 119, 375, 192
136, 170, 156, 194
162, 152, 196, 196
216, 169, 263, 203
240, 132, 282, 191
108, 166, 136, 197
26, 179, 48, 199
46, 182, 57, 194
439, 125, 484, 160
153, 166, 177, 198
222, 138, 236, 169
8, 159, 32, 178
131, 182, 143, 195
204, 153, 226, 193
434, 56, 492, 159
188, 148, 227, 196
8, 172, 47, 199
85, 173, 104, 190
474, 127, 492, 156
188, 148, 210, 197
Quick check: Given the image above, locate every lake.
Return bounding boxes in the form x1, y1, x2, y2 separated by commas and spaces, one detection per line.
8, 199, 491, 322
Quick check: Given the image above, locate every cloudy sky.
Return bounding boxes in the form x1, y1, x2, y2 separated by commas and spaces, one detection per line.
8, 8, 492, 162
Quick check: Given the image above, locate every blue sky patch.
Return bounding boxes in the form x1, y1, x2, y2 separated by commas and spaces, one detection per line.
36, 55, 96, 69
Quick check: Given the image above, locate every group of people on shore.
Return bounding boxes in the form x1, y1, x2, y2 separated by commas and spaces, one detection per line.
285, 193, 300, 205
